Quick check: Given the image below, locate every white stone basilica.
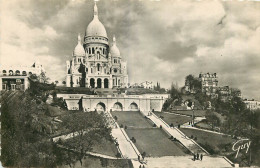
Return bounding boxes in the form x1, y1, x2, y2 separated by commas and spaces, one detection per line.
66, 3, 128, 89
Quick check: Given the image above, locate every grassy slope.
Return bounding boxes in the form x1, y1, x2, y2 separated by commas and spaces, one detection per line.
154, 112, 192, 125
111, 111, 152, 128
126, 128, 188, 157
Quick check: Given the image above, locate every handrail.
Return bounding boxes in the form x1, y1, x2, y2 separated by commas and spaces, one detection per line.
120, 128, 141, 157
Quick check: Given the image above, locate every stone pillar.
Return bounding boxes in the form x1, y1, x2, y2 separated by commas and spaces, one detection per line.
109, 78, 113, 89
101, 79, 104, 88
94, 78, 97, 88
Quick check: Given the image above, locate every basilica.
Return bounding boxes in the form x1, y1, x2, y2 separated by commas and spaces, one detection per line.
66, 3, 128, 89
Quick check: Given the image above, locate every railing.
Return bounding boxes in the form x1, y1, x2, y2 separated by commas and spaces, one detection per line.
120, 128, 141, 158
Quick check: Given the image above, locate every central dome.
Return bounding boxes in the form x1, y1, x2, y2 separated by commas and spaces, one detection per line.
85, 3, 107, 38
86, 17, 107, 38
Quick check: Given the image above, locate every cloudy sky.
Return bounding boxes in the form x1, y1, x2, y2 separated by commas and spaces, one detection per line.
1, 0, 260, 99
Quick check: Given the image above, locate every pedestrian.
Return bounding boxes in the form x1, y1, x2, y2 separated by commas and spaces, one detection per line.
200, 154, 203, 161
193, 154, 196, 161
196, 153, 199, 160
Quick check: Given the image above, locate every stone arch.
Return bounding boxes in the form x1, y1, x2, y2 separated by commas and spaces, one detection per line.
129, 102, 138, 111
113, 102, 123, 111
96, 102, 106, 112
104, 78, 109, 88
97, 78, 102, 88
90, 78, 95, 88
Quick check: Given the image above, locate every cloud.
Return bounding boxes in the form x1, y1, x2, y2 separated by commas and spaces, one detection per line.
1, 0, 260, 99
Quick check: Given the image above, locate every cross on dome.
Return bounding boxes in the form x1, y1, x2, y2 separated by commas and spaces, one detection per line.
94, 1, 98, 17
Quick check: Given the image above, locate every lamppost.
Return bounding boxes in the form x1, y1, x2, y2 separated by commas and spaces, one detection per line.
187, 101, 194, 126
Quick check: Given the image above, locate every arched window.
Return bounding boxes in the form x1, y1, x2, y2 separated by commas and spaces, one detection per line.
2, 70, 6, 76
97, 64, 100, 71
97, 51, 100, 59
92, 47, 94, 54
89, 48, 91, 54
103, 48, 104, 55
91, 68, 93, 73
9, 70, 13, 76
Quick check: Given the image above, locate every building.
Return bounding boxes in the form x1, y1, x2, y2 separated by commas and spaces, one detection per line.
244, 99, 260, 111
0, 62, 45, 91
131, 81, 153, 89
218, 86, 231, 102
199, 72, 218, 97
66, 3, 128, 89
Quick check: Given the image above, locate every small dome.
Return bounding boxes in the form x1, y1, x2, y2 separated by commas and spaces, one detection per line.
74, 34, 85, 56
86, 2, 107, 38
110, 36, 120, 57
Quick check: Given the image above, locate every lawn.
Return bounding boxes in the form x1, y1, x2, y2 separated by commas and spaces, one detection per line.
111, 111, 152, 128
179, 128, 235, 154
167, 110, 206, 117
91, 138, 118, 157
125, 128, 188, 157
153, 112, 192, 126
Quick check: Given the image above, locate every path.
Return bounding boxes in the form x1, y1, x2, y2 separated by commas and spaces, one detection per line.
145, 156, 233, 168
106, 110, 141, 159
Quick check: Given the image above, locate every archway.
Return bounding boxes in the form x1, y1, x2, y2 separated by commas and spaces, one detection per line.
104, 78, 109, 88
97, 78, 102, 88
96, 102, 106, 112
90, 78, 95, 88
113, 102, 123, 111
129, 102, 138, 111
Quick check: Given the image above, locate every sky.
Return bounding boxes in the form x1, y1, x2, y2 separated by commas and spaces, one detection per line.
0, 0, 260, 99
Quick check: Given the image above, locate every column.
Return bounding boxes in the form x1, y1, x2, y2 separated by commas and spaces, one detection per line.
94, 78, 97, 88
101, 79, 104, 88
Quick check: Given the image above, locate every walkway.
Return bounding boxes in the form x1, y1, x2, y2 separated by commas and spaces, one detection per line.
145, 156, 233, 168
112, 128, 140, 159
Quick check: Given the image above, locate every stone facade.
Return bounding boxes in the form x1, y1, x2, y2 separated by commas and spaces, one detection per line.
60, 94, 168, 112
0, 62, 45, 91
244, 99, 260, 111
66, 3, 128, 89
199, 73, 218, 97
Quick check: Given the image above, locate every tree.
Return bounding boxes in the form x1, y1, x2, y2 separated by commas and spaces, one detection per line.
205, 111, 220, 130
55, 81, 59, 85
61, 112, 112, 166
62, 81, 66, 86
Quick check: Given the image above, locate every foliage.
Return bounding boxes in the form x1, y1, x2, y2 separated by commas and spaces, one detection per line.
185, 74, 202, 93
60, 112, 112, 165
205, 110, 220, 130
